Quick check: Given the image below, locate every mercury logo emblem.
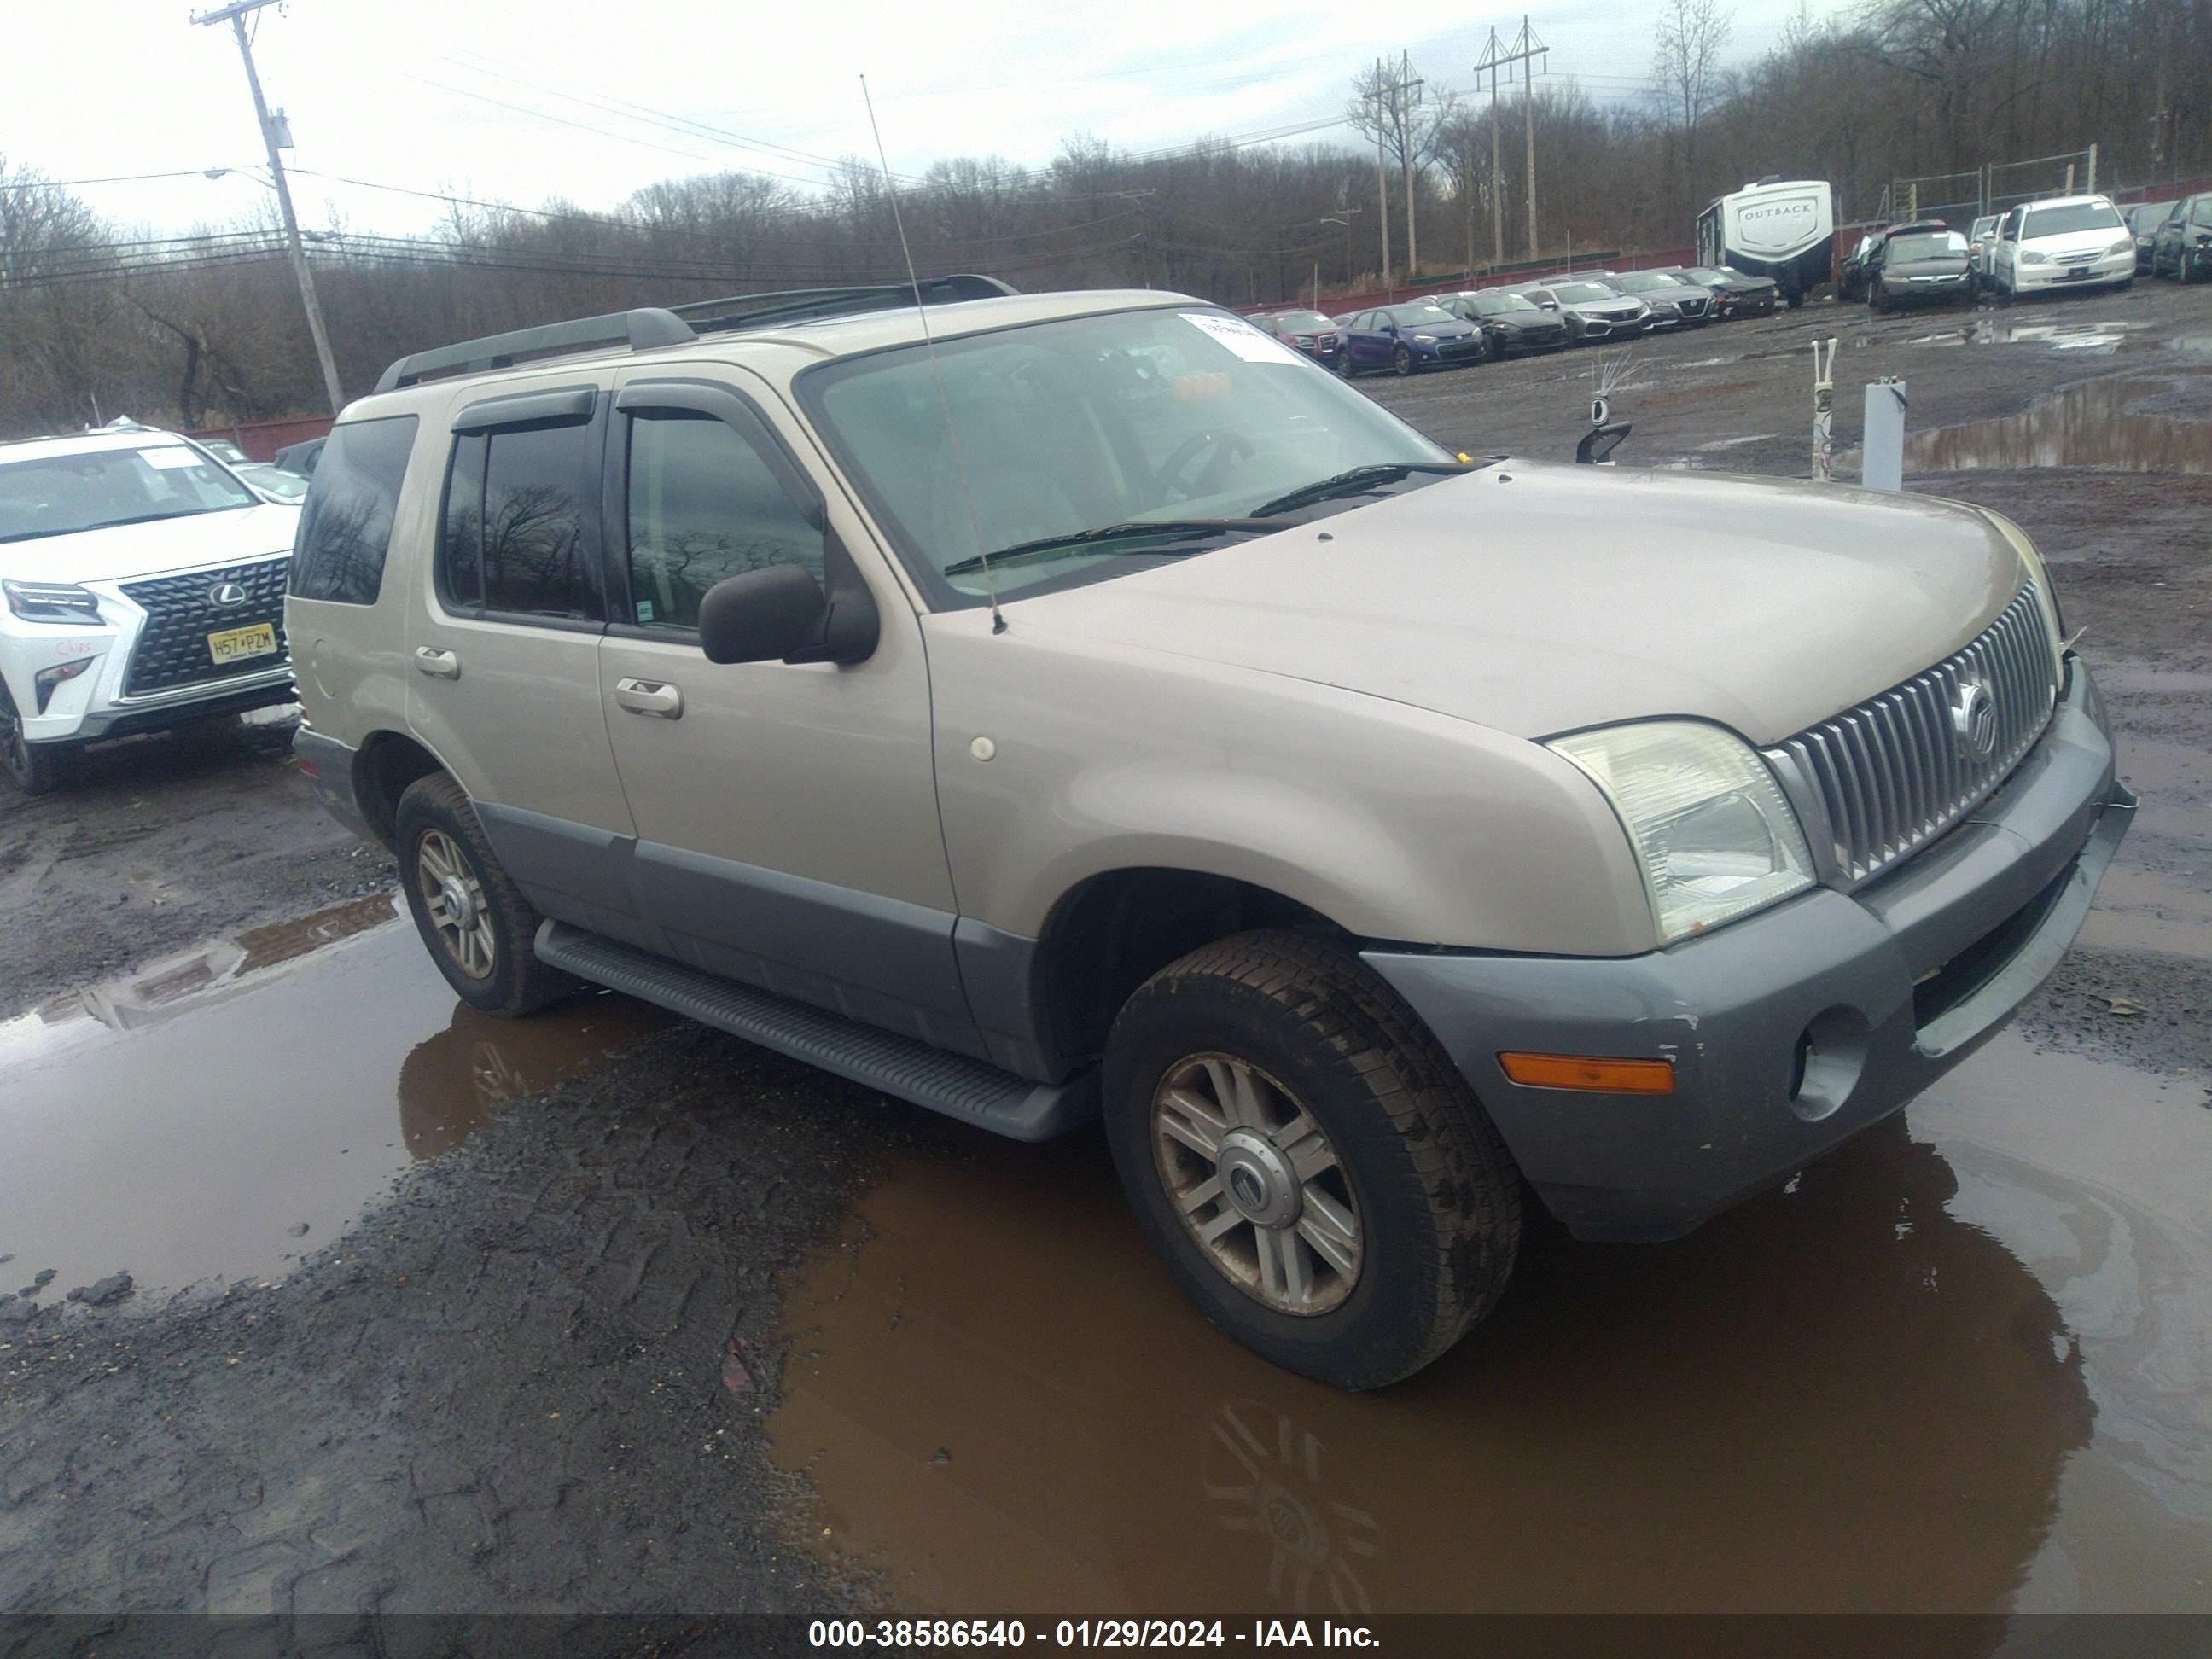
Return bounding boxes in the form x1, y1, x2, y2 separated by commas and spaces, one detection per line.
1951, 678, 1999, 761
208, 581, 247, 608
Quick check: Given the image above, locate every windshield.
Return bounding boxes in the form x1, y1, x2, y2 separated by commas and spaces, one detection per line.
2023, 202, 2124, 239
1385, 302, 1456, 326
1551, 282, 1619, 303
1473, 291, 1539, 315
800, 307, 1454, 605
1268, 311, 1334, 332
1888, 232, 1968, 261
0, 443, 259, 544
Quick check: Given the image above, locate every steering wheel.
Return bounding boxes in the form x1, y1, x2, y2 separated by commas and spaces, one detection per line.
1158, 429, 1257, 502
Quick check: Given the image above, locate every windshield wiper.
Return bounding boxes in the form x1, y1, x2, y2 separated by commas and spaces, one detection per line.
1247, 463, 1471, 519
942, 518, 1283, 576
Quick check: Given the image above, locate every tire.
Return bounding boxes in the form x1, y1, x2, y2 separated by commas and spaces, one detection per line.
1101, 929, 1522, 1390
0, 680, 64, 796
393, 771, 578, 1016
1392, 345, 1414, 377
1337, 352, 1357, 379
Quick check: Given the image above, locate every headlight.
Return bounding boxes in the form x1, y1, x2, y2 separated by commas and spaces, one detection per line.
3, 579, 103, 624
2106, 238, 2134, 257
1548, 721, 1815, 945
2019, 249, 2051, 265
1412, 333, 1436, 343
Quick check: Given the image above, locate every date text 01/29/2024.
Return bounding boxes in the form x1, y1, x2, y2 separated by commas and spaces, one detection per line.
806, 1620, 1381, 1650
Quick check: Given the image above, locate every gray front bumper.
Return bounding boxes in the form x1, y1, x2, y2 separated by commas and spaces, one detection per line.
291, 725, 377, 846
1365, 657, 2132, 1242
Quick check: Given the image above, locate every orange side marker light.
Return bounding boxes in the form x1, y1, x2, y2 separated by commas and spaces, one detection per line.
1498, 1052, 1675, 1094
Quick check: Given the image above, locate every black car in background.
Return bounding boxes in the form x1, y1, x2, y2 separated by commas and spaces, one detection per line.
1869, 226, 1975, 311
1434, 288, 1570, 354
1602, 270, 1716, 325
1252, 309, 1344, 368
2123, 202, 2174, 272
1666, 265, 1779, 317
2147, 195, 2210, 281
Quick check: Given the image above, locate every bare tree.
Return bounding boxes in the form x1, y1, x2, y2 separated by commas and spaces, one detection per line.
1653, 0, 1736, 212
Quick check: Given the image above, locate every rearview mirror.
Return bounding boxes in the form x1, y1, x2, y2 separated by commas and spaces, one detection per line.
697, 563, 829, 665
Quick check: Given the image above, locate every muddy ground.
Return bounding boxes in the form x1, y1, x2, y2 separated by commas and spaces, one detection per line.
2, 276, 2208, 1636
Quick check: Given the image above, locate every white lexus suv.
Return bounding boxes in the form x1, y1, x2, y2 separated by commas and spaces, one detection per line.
0, 425, 303, 795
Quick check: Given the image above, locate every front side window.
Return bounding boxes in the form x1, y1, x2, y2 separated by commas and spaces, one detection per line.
800, 306, 1453, 607
623, 411, 822, 629
438, 418, 597, 620
289, 415, 419, 605
0, 442, 257, 544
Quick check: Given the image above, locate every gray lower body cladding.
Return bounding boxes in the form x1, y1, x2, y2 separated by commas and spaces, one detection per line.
1364, 658, 2128, 1242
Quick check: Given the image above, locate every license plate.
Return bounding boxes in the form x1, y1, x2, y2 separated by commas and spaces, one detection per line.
207, 622, 278, 665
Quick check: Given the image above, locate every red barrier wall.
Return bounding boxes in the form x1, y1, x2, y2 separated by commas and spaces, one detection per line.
183, 414, 334, 463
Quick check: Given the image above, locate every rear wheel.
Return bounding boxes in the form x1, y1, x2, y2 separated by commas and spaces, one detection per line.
0, 682, 63, 797
394, 772, 578, 1016
1102, 929, 1522, 1390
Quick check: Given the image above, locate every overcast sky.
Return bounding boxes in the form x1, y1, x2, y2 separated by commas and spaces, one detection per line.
3, 0, 1846, 239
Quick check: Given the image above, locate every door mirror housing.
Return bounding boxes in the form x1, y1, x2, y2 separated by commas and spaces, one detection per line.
697, 563, 831, 665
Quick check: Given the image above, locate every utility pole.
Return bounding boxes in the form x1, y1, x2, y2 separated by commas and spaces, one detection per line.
1400, 50, 1424, 278
193, 0, 343, 415
1476, 20, 1547, 262
1368, 60, 1391, 291
1474, 26, 1506, 265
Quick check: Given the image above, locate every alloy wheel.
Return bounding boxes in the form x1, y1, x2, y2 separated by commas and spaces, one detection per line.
1151, 1052, 1363, 1316
416, 826, 498, 981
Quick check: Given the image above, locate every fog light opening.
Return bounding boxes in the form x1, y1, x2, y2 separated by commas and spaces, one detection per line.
1788, 1007, 1871, 1123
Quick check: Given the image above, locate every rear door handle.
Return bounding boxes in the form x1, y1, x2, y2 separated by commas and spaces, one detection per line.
413, 647, 460, 679
614, 678, 683, 719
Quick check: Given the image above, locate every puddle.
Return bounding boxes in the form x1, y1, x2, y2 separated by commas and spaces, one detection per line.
1908, 379, 2212, 474
769, 1031, 2212, 1615
1907, 319, 2145, 354
0, 897, 670, 1295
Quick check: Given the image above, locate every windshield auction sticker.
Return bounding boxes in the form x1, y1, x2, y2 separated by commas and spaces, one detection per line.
1180, 311, 1307, 365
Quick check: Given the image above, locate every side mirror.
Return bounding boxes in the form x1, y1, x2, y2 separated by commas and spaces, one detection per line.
697, 563, 830, 665
1576, 422, 1633, 465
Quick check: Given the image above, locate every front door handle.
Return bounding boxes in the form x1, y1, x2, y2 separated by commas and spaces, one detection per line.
414, 646, 460, 679
614, 678, 684, 719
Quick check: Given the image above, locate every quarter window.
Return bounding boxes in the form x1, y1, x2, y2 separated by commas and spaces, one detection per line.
438, 417, 598, 620
622, 411, 822, 630
288, 415, 417, 605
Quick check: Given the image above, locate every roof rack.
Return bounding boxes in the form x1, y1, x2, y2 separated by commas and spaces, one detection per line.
370, 272, 1020, 394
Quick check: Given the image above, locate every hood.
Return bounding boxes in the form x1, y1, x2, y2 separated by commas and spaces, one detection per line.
0, 504, 298, 586
1567, 300, 1644, 320
1408, 318, 1477, 337
1010, 463, 2027, 746
1492, 313, 1564, 331
2022, 231, 2128, 258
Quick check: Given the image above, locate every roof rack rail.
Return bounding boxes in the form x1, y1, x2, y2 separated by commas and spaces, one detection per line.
371, 273, 1020, 395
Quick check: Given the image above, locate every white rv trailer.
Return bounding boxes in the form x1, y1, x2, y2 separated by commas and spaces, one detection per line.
1697, 177, 1837, 307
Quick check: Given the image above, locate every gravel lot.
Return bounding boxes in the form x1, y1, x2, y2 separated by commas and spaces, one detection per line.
3, 275, 2208, 1633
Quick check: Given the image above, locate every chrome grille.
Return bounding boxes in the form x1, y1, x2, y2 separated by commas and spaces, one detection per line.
1765, 585, 2059, 888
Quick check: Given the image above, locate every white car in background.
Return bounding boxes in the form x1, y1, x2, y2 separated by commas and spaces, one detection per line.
0, 426, 301, 795
1990, 195, 2137, 296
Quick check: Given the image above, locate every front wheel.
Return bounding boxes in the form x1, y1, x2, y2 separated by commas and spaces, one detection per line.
1102, 930, 1522, 1390
1391, 345, 1414, 377
394, 772, 579, 1016
0, 682, 64, 796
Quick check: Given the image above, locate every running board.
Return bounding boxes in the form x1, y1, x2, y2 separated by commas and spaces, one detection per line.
533, 922, 1096, 1141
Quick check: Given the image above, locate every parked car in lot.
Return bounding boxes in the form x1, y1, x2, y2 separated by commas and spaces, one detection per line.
273, 436, 326, 476
2123, 201, 2175, 271
234, 461, 310, 504
1600, 270, 1715, 326
0, 426, 301, 795
1435, 288, 1570, 353
1868, 227, 1976, 311
1252, 309, 1344, 370
1967, 216, 2001, 281
1989, 195, 2135, 296
1666, 265, 1778, 317
2150, 193, 2212, 282
1511, 279, 1651, 341
197, 438, 251, 467
1338, 300, 1487, 375
288, 276, 2133, 1388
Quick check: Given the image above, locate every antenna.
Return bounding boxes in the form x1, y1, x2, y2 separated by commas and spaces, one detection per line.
860, 74, 1005, 635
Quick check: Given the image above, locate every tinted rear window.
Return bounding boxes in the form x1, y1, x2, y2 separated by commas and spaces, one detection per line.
438, 416, 600, 620
288, 416, 419, 604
